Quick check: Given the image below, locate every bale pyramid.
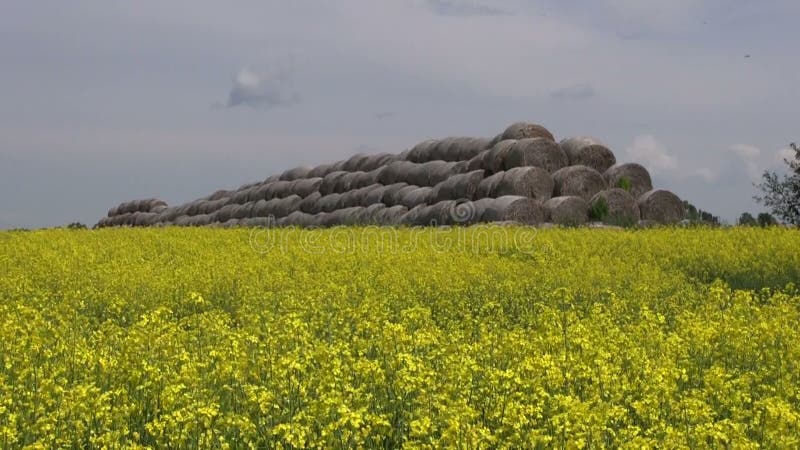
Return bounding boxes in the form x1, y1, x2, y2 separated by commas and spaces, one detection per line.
97, 122, 685, 228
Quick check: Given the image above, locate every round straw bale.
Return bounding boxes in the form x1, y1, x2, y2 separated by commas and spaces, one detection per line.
544, 196, 589, 226
552, 165, 607, 201
482, 167, 553, 201
231, 189, 251, 205
320, 171, 348, 195
275, 195, 302, 218
213, 204, 239, 223
399, 186, 434, 208
279, 166, 312, 181
636, 189, 684, 224
467, 151, 487, 172
232, 202, 255, 219
386, 184, 417, 207
222, 219, 241, 228
206, 189, 231, 201
298, 192, 322, 214
159, 206, 182, 223
504, 138, 569, 173
269, 180, 295, 199
281, 211, 314, 227
343, 153, 370, 172
399, 205, 427, 226
475, 196, 547, 225
560, 137, 617, 173
375, 183, 407, 207
476, 172, 504, 199
589, 188, 640, 224
346, 171, 375, 190
363, 184, 393, 206
378, 161, 416, 185
307, 164, 332, 179
185, 201, 203, 216
406, 139, 438, 163
501, 122, 555, 142
264, 174, 281, 183
375, 205, 408, 225
604, 163, 653, 198
481, 140, 517, 175
431, 170, 484, 202
290, 177, 323, 198
242, 217, 274, 228
174, 215, 191, 227
317, 193, 344, 213
456, 137, 492, 161
329, 160, 348, 173
251, 199, 270, 217
338, 189, 362, 209
189, 214, 212, 227
107, 205, 120, 217
151, 204, 167, 214
427, 161, 462, 186
359, 203, 387, 225
412, 201, 455, 226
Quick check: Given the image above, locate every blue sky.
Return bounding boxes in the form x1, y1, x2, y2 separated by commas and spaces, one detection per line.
1, 0, 798, 228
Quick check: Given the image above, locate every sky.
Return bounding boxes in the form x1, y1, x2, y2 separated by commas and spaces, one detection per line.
1, 0, 798, 228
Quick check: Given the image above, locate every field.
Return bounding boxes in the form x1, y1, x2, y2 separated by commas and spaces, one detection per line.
1, 226, 799, 448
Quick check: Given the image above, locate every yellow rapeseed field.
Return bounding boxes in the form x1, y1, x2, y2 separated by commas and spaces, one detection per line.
1, 226, 799, 448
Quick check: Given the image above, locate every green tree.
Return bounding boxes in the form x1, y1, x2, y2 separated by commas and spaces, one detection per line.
757, 212, 778, 227
755, 142, 800, 225
738, 212, 757, 226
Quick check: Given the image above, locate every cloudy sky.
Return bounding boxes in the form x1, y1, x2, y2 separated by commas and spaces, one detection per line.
1, 0, 798, 228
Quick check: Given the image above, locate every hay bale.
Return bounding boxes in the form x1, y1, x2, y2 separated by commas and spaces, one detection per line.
174, 215, 192, 227
484, 167, 554, 201
504, 138, 569, 173
501, 122, 555, 142
206, 189, 231, 201
307, 164, 332, 178
426, 161, 462, 186
385, 184, 416, 206
221, 219, 241, 228
552, 165, 607, 201
406, 139, 438, 163
298, 192, 322, 214
233, 202, 255, 219
604, 163, 653, 198
290, 178, 323, 198
480, 140, 517, 175
475, 196, 547, 225
378, 161, 416, 185
158, 206, 182, 223
267, 180, 295, 199
329, 160, 348, 173
338, 189, 362, 209
317, 193, 344, 213
399, 205, 428, 226
342, 153, 369, 172
399, 186, 434, 208
560, 137, 617, 173
107, 205, 120, 217
636, 189, 684, 224
380, 183, 411, 206
320, 171, 348, 195
374, 205, 408, 225
431, 170, 484, 202
344, 171, 375, 190
356, 153, 394, 172
476, 172, 504, 199
455, 137, 492, 161
544, 196, 589, 226
279, 166, 312, 181
363, 184, 393, 206
281, 211, 314, 227
213, 204, 239, 223
589, 188, 640, 224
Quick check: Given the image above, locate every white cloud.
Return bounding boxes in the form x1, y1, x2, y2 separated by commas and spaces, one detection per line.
690, 168, 718, 183
730, 143, 761, 159
730, 144, 762, 180
225, 66, 300, 109
625, 135, 678, 173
